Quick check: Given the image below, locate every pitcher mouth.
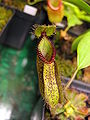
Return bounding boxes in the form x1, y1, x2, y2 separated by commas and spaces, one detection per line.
47, 0, 62, 11
37, 37, 56, 64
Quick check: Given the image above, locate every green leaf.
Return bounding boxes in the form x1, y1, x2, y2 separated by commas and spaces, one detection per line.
68, 15, 82, 28
64, 2, 83, 29
77, 33, 90, 70
63, 0, 90, 14
72, 30, 90, 52
79, 14, 90, 22
64, 1, 90, 24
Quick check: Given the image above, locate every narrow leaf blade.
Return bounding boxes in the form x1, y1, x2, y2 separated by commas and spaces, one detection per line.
63, 0, 90, 14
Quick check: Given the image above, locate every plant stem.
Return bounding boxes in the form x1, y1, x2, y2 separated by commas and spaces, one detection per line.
65, 68, 78, 90
65, 26, 69, 33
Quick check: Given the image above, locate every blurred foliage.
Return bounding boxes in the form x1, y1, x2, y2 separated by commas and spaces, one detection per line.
1, 0, 26, 10
60, 1, 90, 38
63, 0, 90, 14
47, 0, 64, 23
64, 2, 82, 30
0, 6, 12, 32
55, 54, 83, 80
27, 0, 43, 5
84, 0, 90, 4
55, 54, 76, 77
83, 67, 90, 83
11, 0, 26, 10
64, 1, 90, 30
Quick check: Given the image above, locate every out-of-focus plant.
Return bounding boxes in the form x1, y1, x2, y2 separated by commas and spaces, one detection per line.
1, 0, 12, 5
0, 6, 12, 32
27, 0, 44, 5
12, 0, 26, 10
28, 0, 90, 38
55, 55, 77, 78
47, 0, 90, 23
63, 0, 90, 14
84, 0, 90, 4
47, 0, 90, 24
1, 0, 26, 10
61, 1, 90, 38
34, 25, 89, 120
47, 0, 64, 23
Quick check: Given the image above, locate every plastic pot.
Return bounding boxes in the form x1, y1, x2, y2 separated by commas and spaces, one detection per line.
0, 3, 15, 36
